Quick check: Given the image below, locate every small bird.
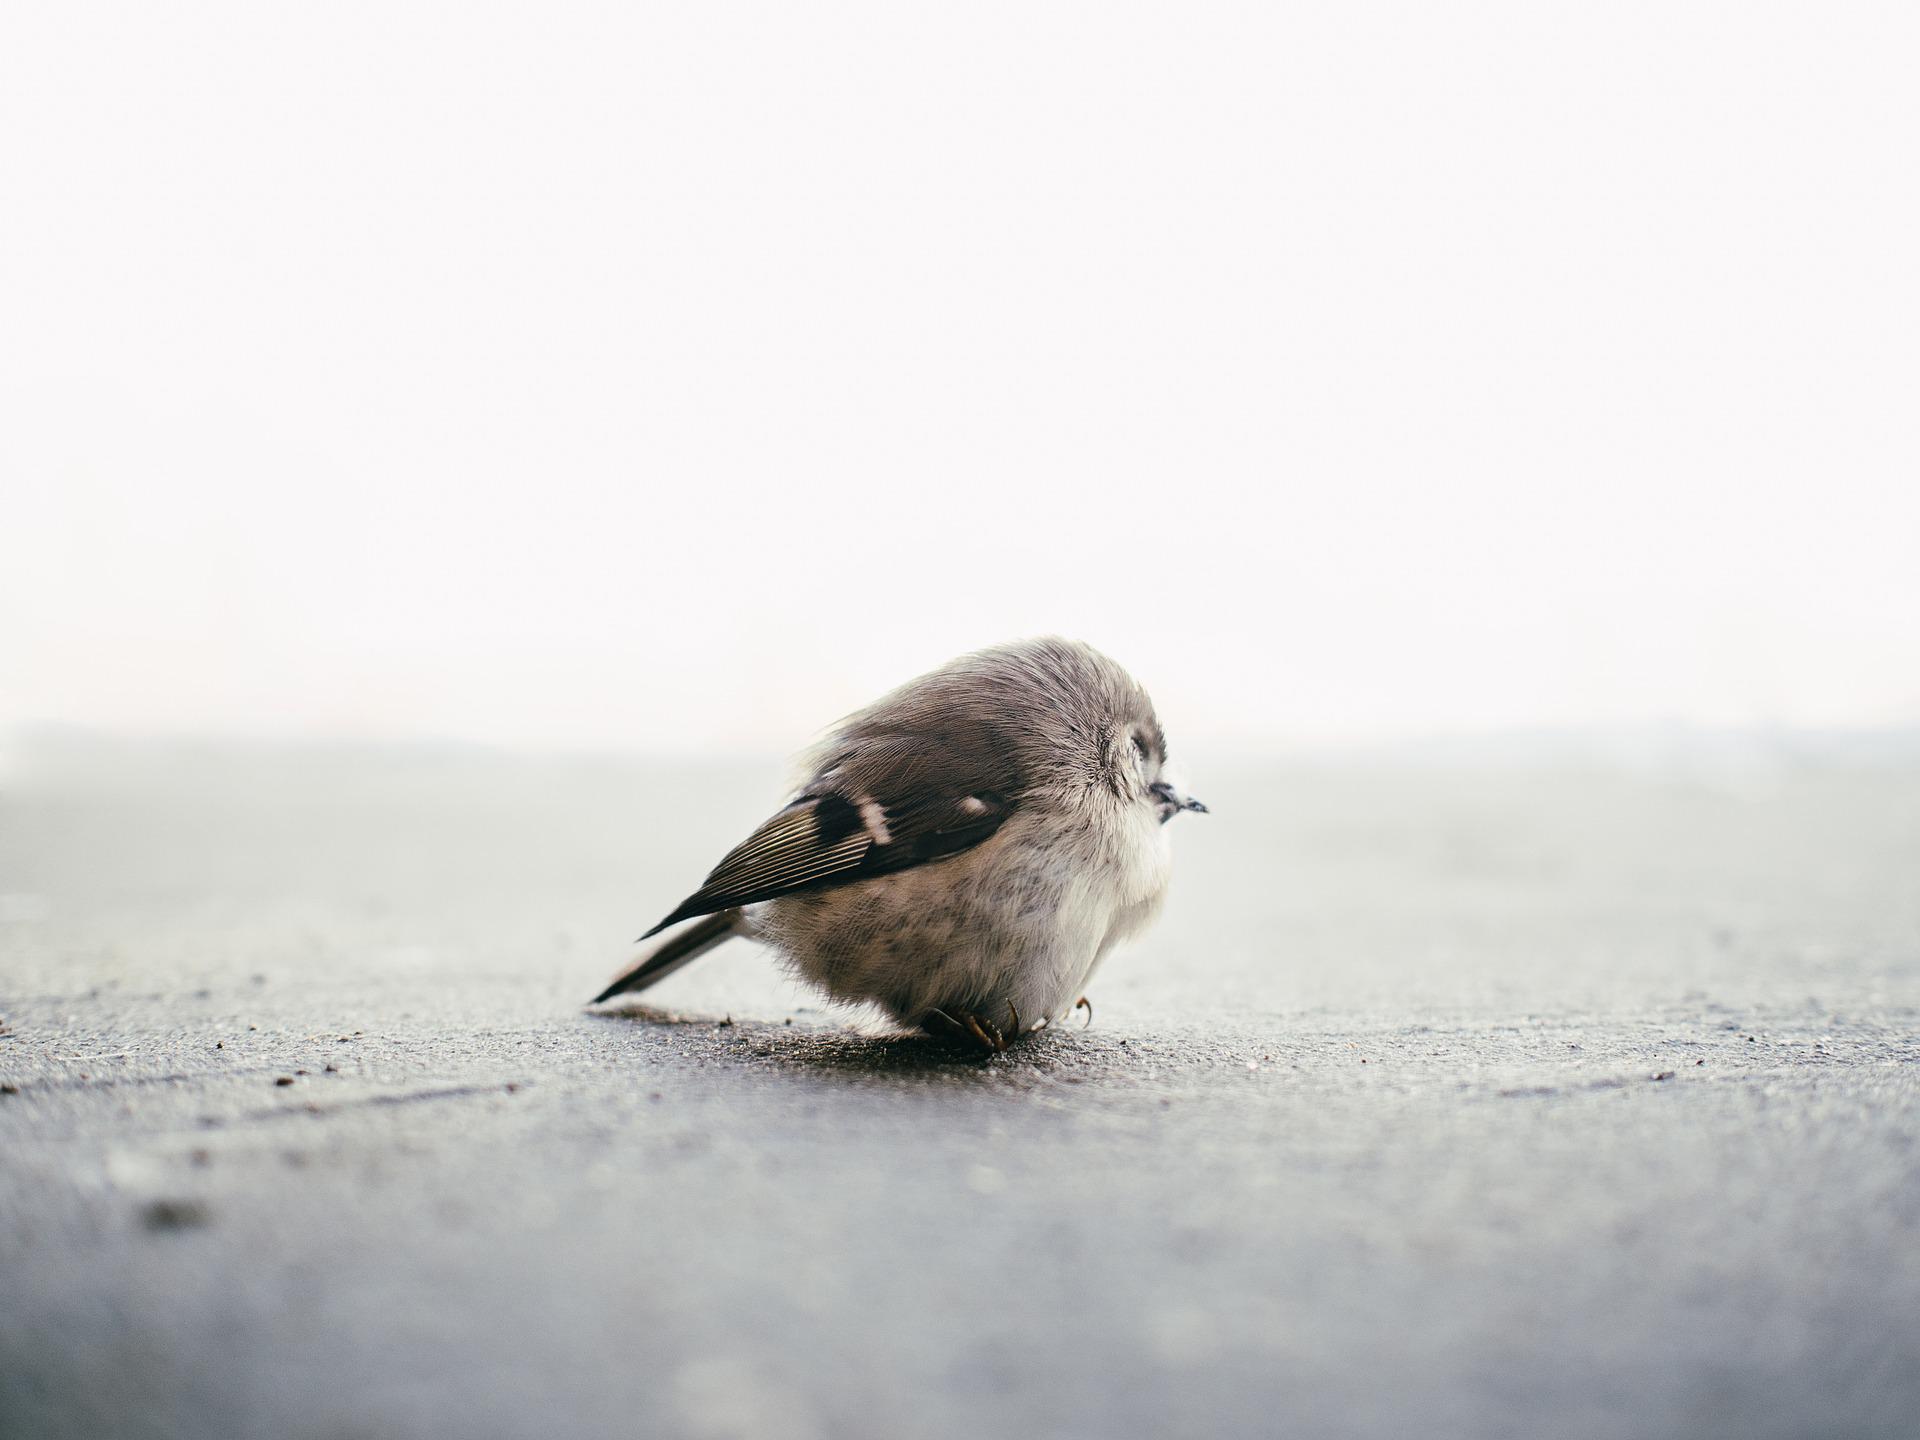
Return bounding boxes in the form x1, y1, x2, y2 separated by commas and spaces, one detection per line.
591, 637, 1206, 1049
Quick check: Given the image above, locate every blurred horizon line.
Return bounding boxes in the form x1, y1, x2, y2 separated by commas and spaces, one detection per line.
10, 718, 1920, 783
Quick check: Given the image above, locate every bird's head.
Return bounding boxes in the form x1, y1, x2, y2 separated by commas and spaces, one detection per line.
1105, 708, 1207, 824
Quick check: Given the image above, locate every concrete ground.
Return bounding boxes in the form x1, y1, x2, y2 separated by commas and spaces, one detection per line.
2, 735, 1917, 1439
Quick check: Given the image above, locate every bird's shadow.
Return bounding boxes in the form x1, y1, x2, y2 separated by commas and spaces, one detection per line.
585, 1001, 1112, 1078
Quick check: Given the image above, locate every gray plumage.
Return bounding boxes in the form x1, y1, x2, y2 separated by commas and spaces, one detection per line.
591, 637, 1205, 1047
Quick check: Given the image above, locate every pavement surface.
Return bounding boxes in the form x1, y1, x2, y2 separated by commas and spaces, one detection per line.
2, 735, 1918, 1439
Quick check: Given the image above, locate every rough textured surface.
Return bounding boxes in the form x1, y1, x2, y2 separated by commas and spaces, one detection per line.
3, 737, 1918, 1439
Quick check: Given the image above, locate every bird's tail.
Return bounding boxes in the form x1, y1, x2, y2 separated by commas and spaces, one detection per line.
590, 908, 747, 1005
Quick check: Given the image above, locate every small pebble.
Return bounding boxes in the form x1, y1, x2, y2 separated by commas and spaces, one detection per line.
142, 1199, 209, 1231
274, 1076, 294, 1087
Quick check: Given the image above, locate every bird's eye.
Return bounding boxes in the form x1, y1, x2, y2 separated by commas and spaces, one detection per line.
1130, 733, 1150, 762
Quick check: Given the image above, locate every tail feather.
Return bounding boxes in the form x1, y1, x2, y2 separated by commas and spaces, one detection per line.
590, 909, 746, 1005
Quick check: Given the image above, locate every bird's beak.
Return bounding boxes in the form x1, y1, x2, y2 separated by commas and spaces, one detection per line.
1150, 780, 1208, 820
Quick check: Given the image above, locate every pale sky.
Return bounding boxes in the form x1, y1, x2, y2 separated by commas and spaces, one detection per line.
4, 2, 1917, 752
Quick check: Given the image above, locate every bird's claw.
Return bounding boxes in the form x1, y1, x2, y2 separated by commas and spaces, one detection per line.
962, 1011, 1003, 1052
924, 1003, 1023, 1054
1075, 995, 1094, 1028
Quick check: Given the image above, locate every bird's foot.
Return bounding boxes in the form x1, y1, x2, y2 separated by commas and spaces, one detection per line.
923, 1001, 1023, 1053
1075, 995, 1094, 1028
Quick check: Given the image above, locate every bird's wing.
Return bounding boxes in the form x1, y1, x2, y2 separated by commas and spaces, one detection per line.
638, 737, 1018, 938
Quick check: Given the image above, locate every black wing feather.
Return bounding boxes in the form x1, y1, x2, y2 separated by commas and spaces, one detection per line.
637, 773, 1015, 939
